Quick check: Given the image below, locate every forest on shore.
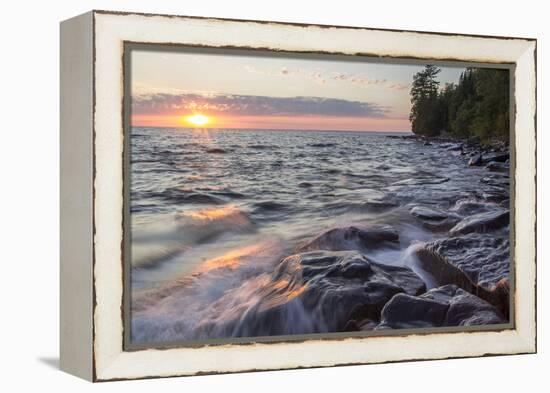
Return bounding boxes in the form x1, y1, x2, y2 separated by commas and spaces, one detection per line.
409, 65, 510, 143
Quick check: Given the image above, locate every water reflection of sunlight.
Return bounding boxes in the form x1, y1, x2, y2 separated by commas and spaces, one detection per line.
189, 127, 213, 144
260, 279, 308, 311
180, 205, 245, 223
199, 243, 269, 272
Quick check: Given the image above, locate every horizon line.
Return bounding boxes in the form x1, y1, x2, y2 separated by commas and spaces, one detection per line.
130, 125, 413, 134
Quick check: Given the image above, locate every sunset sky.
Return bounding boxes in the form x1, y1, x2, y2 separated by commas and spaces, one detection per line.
131, 49, 465, 132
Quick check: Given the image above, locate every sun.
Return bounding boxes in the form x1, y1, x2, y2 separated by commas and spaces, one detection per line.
184, 114, 211, 127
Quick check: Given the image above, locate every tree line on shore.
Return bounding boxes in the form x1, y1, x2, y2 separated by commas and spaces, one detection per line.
409, 65, 510, 143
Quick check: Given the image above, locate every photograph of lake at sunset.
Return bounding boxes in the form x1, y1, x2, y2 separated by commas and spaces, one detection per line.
128, 47, 512, 346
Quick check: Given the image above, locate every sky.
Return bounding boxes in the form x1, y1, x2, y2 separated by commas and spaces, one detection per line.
131, 48, 465, 132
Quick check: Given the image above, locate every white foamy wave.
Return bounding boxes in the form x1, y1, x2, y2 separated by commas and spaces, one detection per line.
132, 205, 253, 267
131, 239, 287, 342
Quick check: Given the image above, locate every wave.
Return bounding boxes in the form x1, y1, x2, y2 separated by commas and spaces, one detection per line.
205, 147, 228, 154
132, 205, 254, 267
248, 144, 278, 150
160, 187, 228, 205
131, 248, 426, 342
308, 142, 338, 148
131, 239, 286, 342
252, 200, 289, 212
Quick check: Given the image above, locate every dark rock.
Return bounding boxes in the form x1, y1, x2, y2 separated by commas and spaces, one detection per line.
415, 233, 510, 317
480, 175, 509, 187
486, 161, 509, 173
424, 141, 432, 146
410, 206, 459, 232
295, 225, 399, 253
446, 144, 463, 152
377, 293, 449, 329
377, 285, 506, 330
443, 287, 507, 326
483, 152, 509, 164
419, 217, 461, 233
451, 199, 494, 215
410, 206, 448, 221
197, 250, 426, 336
343, 319, 360, 331
468, 153, 483, 166
450, 210, 509, 235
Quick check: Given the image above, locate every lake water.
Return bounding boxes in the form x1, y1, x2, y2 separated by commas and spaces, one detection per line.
129, 127, 509, 344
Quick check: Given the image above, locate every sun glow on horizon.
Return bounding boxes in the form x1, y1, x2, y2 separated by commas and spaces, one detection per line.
183, 114, 212, 127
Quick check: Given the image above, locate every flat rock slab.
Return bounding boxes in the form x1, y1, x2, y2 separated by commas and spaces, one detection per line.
418, 233, 509, 290
376, 284, 506, 330
450, 209, 509, 235
410, 206, 449, 221
295, 225, 399, 253
415, 233, 510, 317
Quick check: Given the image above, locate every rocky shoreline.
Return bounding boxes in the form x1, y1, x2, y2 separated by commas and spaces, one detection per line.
218, 134, 512, 334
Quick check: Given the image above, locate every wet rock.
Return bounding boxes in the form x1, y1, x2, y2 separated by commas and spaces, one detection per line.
376, 293, 449, 329
198, 250, 426, 336
377, 285, 506, 329
446, 144, 463, 152
410, 206, 448, 221
415, 233, 510, 317
410, 206, 459, 232
468, 153, 483, 166
451, 199, 493, 215
480, 174, 509, 187
483, 152, 509, 164
295, 225, 399, 253
450, 209, 509, 235
419, 217, 461, 233
486, 161, 509, 173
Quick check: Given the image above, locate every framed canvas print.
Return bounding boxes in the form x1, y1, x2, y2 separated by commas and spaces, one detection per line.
60, 10, 537, 382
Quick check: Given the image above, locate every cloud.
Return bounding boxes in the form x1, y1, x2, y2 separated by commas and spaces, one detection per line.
388, 83, 409, 91
132, 93, 387, 117
132, 93, 389, 118
331, 72, 387, 86
243, 65, 400, 88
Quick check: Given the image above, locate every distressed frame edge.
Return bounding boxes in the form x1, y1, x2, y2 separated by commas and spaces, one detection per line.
90, 11, 537, 381
91, 8, 537, 42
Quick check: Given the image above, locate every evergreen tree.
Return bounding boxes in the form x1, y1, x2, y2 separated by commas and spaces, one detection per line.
409, 66, 510, 143
409, 65, 442, 136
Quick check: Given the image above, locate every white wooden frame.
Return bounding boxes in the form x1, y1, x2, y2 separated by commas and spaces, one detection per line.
60, 10, 537, 382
